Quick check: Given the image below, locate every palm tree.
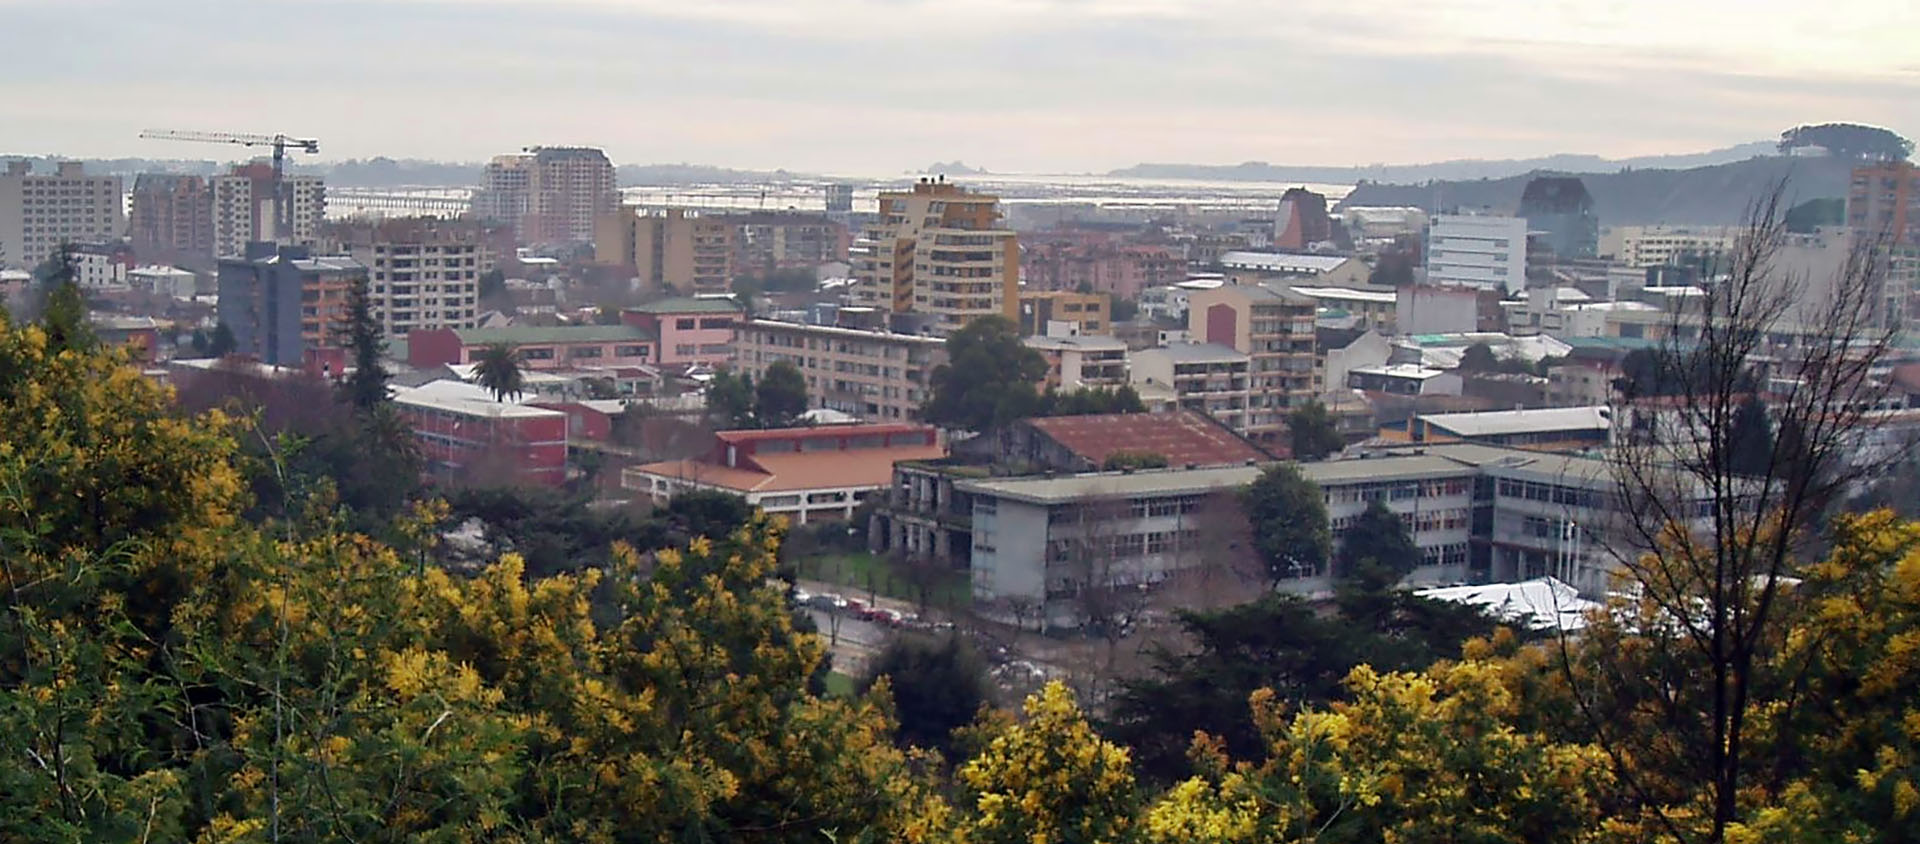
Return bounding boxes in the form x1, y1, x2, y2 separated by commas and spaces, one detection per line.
472, 342, 525, 402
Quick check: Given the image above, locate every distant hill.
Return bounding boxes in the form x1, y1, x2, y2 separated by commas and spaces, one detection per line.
920, 161, 988, 176
1109, 142, 1778, 185
616, 163, 813, 186
1337, 155, 1857, 226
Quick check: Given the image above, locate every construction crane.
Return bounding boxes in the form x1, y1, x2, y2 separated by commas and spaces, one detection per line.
139, 129, 320, 244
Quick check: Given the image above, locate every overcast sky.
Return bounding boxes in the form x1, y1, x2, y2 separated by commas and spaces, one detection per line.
2, 0, 1915, 175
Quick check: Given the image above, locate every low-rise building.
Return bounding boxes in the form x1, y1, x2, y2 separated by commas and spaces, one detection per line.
129, 265, 201, 299
1348, 363, 1463, 397
391, 380, 569, 486
1387, 406, 1611, 451
406, 324, 658, 370
732, 318, 947, 422
622, 296, 744, 366
1025, 334, 1130, 391
1130, 343, 1251, 434
1216, 251, 1369, 287
1018, 289, 1111, 335
1289, 285, 1397, 332
624, 423, 944, 524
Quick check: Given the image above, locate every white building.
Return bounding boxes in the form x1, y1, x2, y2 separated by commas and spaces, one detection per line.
1395, 284, 1481, 335
1025, 334, 1131, 391
0, 161, 125, 270
1601, 225, 1738, 269
211, 163, 325, 258
1130, 342, 1252, 434
1347, 363, 1463, 396
1426, 214, 1527, 294
130, 266, 201, 299
71, 245, 131, 288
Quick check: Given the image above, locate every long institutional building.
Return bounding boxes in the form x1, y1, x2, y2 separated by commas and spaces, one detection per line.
0, 161, 124, 270
952, 443, 1643, 628
732, 318, 948, 421
852, 178, 1019, 335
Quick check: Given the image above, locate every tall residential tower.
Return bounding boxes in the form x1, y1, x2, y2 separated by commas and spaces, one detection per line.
851, 178, 1018, 336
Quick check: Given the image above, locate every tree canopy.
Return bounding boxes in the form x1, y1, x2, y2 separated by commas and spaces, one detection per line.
1288, 398, 1344, 461
1243, 463, 1332, 585
923, 316, 1047, 432
1778, 122, 1914, 161
754, 360, 810, 427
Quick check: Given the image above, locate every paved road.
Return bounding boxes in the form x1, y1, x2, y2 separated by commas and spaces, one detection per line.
807, 609, 890, 675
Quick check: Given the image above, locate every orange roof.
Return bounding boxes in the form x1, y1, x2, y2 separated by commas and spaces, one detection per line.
714, 422, 931, 445
634, 442, 945, 494
1024, 410, 1272, 468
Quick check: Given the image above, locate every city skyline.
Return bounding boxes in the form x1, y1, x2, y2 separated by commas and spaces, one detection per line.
1, 0, 1915, 175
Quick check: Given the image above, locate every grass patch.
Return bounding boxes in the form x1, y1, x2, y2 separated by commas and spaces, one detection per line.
797, 551, 971, 610
824, 672, 858, 698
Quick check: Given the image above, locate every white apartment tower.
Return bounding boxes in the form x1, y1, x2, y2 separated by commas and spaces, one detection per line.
328, 218, 484, 337
0, 161, 125, 270
1426, 213, 1528, 294
210, 160, 325, 259
477, 147, 616, 246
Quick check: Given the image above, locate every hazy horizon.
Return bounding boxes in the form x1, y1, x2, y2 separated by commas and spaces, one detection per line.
2, 0, 1914, 175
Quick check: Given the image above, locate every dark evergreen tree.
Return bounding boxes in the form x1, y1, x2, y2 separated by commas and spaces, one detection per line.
755, 360, 809, 428
207, 322, 236, 358
1335, 498, 1420, 591
338, 276, 391, 410
1243, 463, 1332, 586
923, 316, 1046, 432
860, 635, 990, 757
1288, 398, 1345, 461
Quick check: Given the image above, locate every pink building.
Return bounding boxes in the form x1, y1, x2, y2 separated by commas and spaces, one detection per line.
621, 296, 744, 367
1022, 241, 1184, 300
407, 325, 658, 370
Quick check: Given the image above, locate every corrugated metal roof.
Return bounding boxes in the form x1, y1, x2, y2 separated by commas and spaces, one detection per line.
1026, 410, 1272, 469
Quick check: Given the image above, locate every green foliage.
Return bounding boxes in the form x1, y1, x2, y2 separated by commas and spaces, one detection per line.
337, 275, 391, 410
1785, 197, 1847, 233
1778, 122, 1914, 161
1287, 398, 1344, 461
1110, 294, 1139, 323
477, 267, 507, 299
756, 360, 810, 428
861, 635, 991, 756
1103, 450, 1170, 471
923, 316, 1047, 432
444, 485, 667, 577
707, 369, 757, 428
1729, 397, 1774, 477
1243, 463, 1332, 586
1335, 499, 1420, 590
207, 321, 235, 358
1107, 591, 1495, 783
1041, 384, 1148, 417
1368, 236, 1420, 287
472, 342, 525, 402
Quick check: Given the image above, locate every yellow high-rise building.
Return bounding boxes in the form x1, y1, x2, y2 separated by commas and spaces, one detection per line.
852, 178, 1018, 335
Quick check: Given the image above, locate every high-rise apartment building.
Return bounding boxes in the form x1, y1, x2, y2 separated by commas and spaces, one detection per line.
210, 161, 325, 259
1186, 283, 1318, 445
128, 173, 214, 264
597, 208, 848, 295
0, 161, 125, 270
1848, 160, 1920, 245
852, 178, 1018, 335
477, 147, 617, 246
1426, 214, 1528, 294
326, 218, 484, 337
216, 243, 365, 366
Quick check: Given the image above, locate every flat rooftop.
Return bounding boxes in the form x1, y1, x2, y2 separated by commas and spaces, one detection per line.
1420, 406, 1612, 437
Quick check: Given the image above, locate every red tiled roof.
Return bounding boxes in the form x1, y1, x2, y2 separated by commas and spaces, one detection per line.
1025, 411, 1271, 468
714, 422, 931, 444
634, 442, 946, 494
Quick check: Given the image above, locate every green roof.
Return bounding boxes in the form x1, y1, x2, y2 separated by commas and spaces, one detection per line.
1559, 336, 1662, 352
625, 296, 744, 315
454, 324, 657, 346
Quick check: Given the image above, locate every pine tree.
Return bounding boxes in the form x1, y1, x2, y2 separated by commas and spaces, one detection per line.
338, 276, 390, 410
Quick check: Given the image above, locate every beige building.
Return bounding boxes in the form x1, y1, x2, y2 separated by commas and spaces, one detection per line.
1018, 289, 1110, 335
1025, 334, 1130, 391
478, 147, 617, 245
732, 318, 948, 421
211, 161, 325, 259
853, 179, 1018, 336
0, 161, 125, 270
1130, 342, 1252, 434
1185, 283, 1317, 444
327, 218, 485, 337
1600, 225, 1738, 269
1289, 285, 1397, 332
596, 208, 734, 294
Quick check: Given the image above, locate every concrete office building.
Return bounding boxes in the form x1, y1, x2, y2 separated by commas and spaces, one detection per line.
1186, 283, 1317, 443
477, 147, 617, 245
598, 208, 848, 295
0, 161, 125, 270
329, 217, 484, 336
128, 173, 214, 264
216, 243, 366, 366
1600, 226, 1740, 269
211, 161, 325, 259
732, 318, 948, 421
1427, 214, 1528, 294
852, 179, 1018, 335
